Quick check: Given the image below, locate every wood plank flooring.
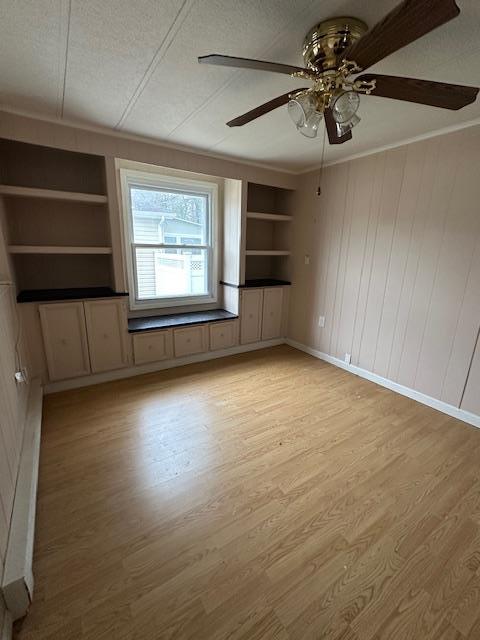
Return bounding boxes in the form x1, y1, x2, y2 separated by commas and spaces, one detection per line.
14, 345, 480, 640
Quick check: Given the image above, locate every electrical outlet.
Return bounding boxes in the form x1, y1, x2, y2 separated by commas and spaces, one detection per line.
15, 371, 26, 383
344, 353, 351, 365
318, 316, 325, 328
304, 255, 310, 265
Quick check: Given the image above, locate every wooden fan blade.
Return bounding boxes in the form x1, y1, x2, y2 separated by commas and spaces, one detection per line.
226, 89, 308, 127
198, 54, 307, 76
344, 0, 460, 71
359, 74, 479, 110
324, 108, 352, 145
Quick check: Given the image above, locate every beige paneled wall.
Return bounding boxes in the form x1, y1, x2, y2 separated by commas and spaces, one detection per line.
289, 126, 480, 415
0, 199, 30, 613
0, 284, 29, 561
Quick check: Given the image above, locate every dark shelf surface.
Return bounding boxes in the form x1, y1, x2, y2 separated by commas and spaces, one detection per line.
128, 309, 238, 333
17, 287, 128, 303
221, 279, 291, 288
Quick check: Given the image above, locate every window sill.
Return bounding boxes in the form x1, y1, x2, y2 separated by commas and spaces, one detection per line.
127, 309, 237, 333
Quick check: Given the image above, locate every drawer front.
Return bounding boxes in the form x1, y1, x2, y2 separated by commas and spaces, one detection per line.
240, 289, 263, 344
261, 288, 284, 340
174, 325, 208, 358
84, 299, 129, 373
133, 330, 173, 365
209, 320, 238, 351
39, 302, 90, 381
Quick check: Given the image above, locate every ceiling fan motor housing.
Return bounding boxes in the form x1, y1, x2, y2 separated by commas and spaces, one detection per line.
303, 17, 368, 72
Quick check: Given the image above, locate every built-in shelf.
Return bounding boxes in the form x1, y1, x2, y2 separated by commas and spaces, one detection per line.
8, 245, 112, 255
245, 250, 291, 256
0, 184, 108, 204
246, 211, 292, 222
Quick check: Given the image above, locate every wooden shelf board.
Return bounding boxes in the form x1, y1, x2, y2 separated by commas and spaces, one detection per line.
0, 185, 107, 204
247, 212, 292, 222
8, 246, 112, 255
245, 250, 291, 256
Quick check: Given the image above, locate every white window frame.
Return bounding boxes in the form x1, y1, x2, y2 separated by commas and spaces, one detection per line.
120, 168, 218, 310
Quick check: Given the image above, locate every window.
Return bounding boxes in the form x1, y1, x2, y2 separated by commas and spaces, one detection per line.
120, 169, 218, 309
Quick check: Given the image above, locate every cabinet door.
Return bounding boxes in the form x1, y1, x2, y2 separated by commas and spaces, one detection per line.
39, 302, 90, 381
261, 288, 284, 340
174, 325, 209, 358
133, 330, 173, 365
84, 299, 129, 373
240, 289, 263, 344
210, 320, 239, 351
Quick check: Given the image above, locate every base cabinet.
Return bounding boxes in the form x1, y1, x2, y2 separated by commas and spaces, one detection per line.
39, 302, 91, 381
39, 297, 129, 381
133, 330, 173, 365
84, 299, 129, 373
240, 287, 286, 344
261, 288, 283, 340
210, 320, 239, 351
174, 325, 209, 358
240, 289, 263, 344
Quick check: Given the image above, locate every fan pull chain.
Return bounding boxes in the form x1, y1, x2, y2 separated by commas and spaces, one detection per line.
317, 122, 327, 196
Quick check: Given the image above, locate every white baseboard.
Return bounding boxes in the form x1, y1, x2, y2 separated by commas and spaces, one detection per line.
1, 609, 12, 640
286, 338, 480, 430
2, 379, 43, 621
44, 338, 286, 394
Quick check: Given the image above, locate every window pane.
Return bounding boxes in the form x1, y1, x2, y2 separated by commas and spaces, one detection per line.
130, 186, 208, 245
135, 247, 209, 300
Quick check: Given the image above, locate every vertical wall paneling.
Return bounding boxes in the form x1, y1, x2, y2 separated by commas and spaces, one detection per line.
396, 135, 462, 389
372, 143, 424, 378
335, 155, 378, 363
350, 152, 387, 365
442, 236, 480, 406
461, 326, 480, 415
357, 147, 407, 372
289, 126, 480, 416
317, 162, 349, 354
0, 284, 29, 565
414, 133, 480, 401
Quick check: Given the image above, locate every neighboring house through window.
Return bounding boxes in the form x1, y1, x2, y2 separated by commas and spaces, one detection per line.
120, 167, 218, 309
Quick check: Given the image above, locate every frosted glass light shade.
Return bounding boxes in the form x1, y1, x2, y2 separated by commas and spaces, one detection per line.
331, 91, 360, 124
288, 93, 323, 139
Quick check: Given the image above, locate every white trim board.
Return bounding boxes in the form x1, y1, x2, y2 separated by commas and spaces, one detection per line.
1, 379, 43, 621
45, 338, 285, 393
302, 117, 480, 173
286, 339, 480, 430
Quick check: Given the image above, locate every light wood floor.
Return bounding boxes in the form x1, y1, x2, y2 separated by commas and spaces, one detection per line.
14, 345, 480, 640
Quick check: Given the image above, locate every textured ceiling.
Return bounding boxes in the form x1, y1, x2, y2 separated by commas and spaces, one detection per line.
1, 0, 479, 172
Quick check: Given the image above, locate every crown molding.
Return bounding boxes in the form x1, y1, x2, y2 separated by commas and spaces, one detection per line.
300, 117, 480, 174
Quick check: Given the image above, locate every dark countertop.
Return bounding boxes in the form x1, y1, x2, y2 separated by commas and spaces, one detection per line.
128, 309, 238, 333
17, 287, 129, 303
221, 278, 291, 288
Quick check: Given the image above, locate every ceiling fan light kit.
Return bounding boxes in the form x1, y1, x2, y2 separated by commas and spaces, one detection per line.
198, 0, 478, 146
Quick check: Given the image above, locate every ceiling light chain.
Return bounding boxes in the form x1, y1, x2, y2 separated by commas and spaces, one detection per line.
317, 123, 327, 196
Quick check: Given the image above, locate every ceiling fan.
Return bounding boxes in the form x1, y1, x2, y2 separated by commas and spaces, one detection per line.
198, 0, 479, 145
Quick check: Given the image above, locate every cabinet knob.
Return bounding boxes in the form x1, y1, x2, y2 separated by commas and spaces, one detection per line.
249, 314, 253, 319
186, 338, 191, 343
270, 312, 274, 317
220, 333, 224, 338
61, 339, 67, 346
148, 345, 153, 350
103, 333, 108, 339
